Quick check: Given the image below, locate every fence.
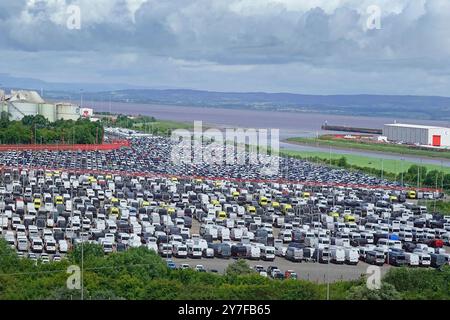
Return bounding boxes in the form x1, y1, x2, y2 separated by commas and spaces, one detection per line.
0, 140, 130, 152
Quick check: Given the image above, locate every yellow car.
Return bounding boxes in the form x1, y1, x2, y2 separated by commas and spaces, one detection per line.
329, 212, 340, 219
88, 176, 97, 184
389, 195, 398, 202
194, 178, 203, 184
111, 197, 119, 205
54, 196, 64, 205
110, 207, 119, 216
232, 191, 240, 198
33, 198, 41, 210
344, 215, 356, 223
106, 174, 112, 180
272, 201, 280, 208
302, 192, 311, 198
214, 181, 222, 187
247, 205, 256, 214
259, 197, 268, 206
141, 201, 150, 207
216, 211, 227, 220
171, 177, 178, 182
211, 199, 220, 206
281, 203, 293, 214
407, 190, 416, 199
167, 207, 175, 214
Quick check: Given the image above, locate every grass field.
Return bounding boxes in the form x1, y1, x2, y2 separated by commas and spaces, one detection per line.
418, 200, 450, 215
281, 149, 450, 175
133, 120, 192, 133
287, 137, 450, 160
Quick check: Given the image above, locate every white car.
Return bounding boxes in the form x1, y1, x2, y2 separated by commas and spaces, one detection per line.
195, 265, 206, 272
58, 240, 69, 253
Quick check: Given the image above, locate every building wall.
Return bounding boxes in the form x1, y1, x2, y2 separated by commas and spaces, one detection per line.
428, 128, 450, 147
383, 125, 429, 145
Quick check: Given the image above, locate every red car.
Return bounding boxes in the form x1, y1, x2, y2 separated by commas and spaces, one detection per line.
428, 239, 444, 248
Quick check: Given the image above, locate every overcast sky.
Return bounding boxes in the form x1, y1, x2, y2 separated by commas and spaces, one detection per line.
0, 0, 449, 96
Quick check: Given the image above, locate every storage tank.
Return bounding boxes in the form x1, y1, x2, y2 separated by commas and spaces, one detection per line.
38, 103, 57, 122
56, 103, 80, 121
7, 102, 39, 121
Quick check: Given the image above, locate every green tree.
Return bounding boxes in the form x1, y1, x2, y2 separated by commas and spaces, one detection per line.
346, 283, 402, 300
225, 259, 253, 276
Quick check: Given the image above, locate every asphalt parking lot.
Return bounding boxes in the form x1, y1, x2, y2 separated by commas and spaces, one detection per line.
171, 257, 389, 283
1, 131, 449, 283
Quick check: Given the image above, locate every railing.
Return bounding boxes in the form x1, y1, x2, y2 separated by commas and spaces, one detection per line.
0, 140, 130, 151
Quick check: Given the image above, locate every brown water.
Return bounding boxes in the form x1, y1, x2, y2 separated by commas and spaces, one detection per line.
89, 100, 449, 139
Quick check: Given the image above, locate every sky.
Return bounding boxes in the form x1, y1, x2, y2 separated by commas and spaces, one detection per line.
0, 0, 449, 96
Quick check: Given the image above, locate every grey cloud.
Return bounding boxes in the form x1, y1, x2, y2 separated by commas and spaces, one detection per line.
0, 0, 449, 95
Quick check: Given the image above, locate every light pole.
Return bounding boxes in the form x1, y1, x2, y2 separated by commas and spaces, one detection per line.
400, 158, 404, 187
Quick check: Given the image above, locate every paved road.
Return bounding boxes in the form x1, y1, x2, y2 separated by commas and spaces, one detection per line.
171, 256, 391, 283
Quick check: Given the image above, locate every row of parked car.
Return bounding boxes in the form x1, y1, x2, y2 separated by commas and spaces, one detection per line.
0, 168, 448, 270
0, 134, 405, 187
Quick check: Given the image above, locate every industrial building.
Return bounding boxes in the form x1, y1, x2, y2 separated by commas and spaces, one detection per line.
383, 123, 450, 147
0, 89, 81, 122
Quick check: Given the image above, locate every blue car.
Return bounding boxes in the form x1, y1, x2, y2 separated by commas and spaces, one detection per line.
166, 260, 177, 270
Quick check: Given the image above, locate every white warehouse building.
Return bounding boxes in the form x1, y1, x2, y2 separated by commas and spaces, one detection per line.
383, 123, 450, 148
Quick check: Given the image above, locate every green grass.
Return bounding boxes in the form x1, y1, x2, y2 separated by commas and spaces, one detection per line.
287, 136, 450, 160
418, 200, 450, 215
132, 120, 192, 134
281, 149, 450, 175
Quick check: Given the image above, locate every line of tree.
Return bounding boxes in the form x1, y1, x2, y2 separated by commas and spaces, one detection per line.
100, 114, 155, 129
0, 113, 104, 144
0, 240, 448, 300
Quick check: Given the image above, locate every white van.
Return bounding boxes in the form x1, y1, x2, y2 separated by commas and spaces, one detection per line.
17, 237, 29, 252
415, 251, 431, 267
404, 252, 420, 267
231, 228, 243, 240
360, 232, 374, 244
245, 245, 261, 260
188, 244, 202, 258
261, 246, 275, 261
344, 247, 359, 265
330, 246, 345, 264
173, 243, 188, 258
399, 231, 413, 242
31, 238, 43, 253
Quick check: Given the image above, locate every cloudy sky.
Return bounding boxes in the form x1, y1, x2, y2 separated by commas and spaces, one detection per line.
0, 0, 449, 95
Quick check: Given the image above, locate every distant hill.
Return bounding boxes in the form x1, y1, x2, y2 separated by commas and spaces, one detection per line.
75, 89, 450, 121
2, 75, 449, 120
